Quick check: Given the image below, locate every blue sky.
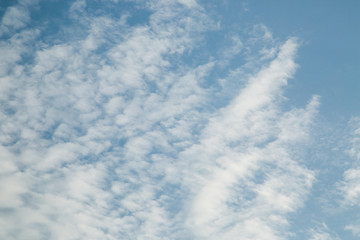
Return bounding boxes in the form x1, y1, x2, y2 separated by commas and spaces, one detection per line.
0, 0, 360, 239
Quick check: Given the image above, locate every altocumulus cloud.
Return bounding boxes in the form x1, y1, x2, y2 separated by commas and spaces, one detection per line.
0, 0, 354, 239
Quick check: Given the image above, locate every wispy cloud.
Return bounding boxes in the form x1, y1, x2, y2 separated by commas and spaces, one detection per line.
309, 227, 340, 240
181, 39, 319, 240
0, 1, 322, 239
336, 118, 360, 237
0, 0, 39, 36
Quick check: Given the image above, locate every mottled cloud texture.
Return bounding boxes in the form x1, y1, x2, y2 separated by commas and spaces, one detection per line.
0, 0, 358, 239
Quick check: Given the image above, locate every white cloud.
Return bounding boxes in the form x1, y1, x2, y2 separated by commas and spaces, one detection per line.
0, 0, 39, 36
1, 6, 30, 34
222, 34, 243, 61
345, 224, 360, 237
309, 224, 340, 240
341, 168, 360, 206
181, 40, 319, 240
0, 1, 322, 239
336, 118, 360, 237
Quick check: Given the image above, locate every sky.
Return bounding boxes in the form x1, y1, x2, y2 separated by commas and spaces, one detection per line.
0, 0, 360, 239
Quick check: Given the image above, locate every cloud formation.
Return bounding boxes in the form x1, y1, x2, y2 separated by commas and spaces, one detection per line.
0, 1, 334, 239
336, 118, 360, 237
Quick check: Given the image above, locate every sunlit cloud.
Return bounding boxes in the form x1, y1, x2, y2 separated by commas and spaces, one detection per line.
0, 0, 357, 239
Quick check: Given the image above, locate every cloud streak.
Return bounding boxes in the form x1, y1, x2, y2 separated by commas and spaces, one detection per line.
181, 39, 319, 240
336, 118, 360, 237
